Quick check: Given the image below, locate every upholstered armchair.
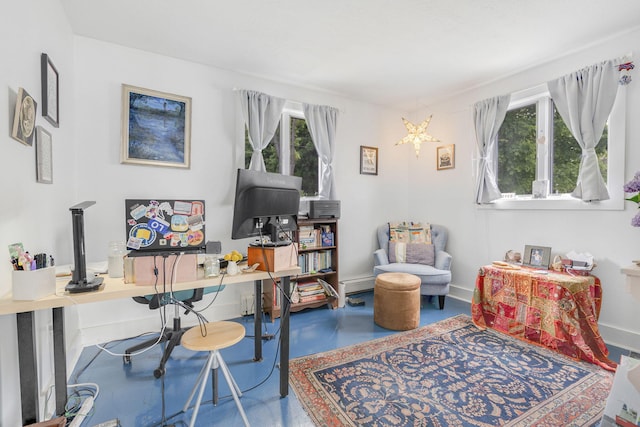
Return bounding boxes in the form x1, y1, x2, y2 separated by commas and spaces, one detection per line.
373, 223, 452, 309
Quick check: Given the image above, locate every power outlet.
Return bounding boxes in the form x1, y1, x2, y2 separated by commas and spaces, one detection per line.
240, 293, 254, 316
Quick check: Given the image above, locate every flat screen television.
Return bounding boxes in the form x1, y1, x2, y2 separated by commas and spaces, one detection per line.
231, 168, 302, 246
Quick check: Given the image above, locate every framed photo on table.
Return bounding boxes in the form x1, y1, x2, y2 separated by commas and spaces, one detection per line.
121, 84, 192, 169
41, 53, 59, 127
523, 245, 552, 269
360, 145, 378, 175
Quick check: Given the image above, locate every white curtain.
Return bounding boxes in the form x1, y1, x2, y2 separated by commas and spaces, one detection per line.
473, 95, 511, 204
547, 60, 619, 201
303, 103, 338, 199
237, 90, 286, 171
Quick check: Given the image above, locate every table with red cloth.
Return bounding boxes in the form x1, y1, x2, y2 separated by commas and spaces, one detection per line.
472, 264, 616, 371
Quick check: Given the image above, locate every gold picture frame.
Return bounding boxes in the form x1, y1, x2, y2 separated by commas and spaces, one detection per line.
121, 84, 192, 168
12, 87, 38, 146
436, 144, 455, 170
360, 145, 378, 175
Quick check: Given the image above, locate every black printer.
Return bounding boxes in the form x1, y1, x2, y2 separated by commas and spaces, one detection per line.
300, 200, 341, 219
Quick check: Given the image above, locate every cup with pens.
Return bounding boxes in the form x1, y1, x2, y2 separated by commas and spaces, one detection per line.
9, 242, 54, 271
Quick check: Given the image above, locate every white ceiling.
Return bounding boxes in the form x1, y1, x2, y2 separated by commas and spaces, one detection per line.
61, 0, 640, 111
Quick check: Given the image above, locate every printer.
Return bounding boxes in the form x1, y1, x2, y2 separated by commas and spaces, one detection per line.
299, 200, 341, 219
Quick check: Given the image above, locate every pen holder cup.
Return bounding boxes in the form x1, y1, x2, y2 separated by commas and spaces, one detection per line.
12, 267, 56, 300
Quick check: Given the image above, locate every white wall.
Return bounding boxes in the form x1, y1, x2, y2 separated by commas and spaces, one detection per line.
0, 1, 78, 424
409, 28, 640, 351
70, 37, 409, 343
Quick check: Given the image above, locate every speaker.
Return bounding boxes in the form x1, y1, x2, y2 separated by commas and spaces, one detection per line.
206, 241, 222, 254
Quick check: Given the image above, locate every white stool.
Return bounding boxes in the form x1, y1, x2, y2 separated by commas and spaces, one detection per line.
181, 321, 249, 427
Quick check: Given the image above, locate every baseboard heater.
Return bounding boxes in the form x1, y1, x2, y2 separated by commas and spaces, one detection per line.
340, 276, 376, 294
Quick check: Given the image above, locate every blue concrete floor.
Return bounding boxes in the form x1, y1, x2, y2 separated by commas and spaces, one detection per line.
69, 292, 628, 427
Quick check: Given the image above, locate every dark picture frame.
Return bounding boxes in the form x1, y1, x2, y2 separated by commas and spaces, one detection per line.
35, 126, 53, 184
436, 144, 455, 170
360, 145, 378, 175
121, 84, 192, 169
41, 53, 59, 127
523, 245, 552, 269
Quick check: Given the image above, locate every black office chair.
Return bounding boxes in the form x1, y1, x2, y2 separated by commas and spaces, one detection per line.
123, 287, 223, 378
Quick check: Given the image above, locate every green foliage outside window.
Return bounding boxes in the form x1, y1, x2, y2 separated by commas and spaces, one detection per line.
290, 117, 318, 197
244, 116, 319, 197
498, 105, 536, 194
497, 102, 608, 196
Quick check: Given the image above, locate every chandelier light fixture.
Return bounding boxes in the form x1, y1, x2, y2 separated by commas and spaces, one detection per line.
395, 115, 440, 157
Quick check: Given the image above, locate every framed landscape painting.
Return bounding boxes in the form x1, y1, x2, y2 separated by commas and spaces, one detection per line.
121, 84, 192, 168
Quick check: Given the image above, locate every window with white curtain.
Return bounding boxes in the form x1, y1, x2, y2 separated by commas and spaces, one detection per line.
244, 104, 319, 197
489, 84, 624, 210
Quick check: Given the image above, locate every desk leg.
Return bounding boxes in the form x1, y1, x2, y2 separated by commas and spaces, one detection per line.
17, 311, 38, 425
53, 307, 67, 416
253, 279, 262, 362
280, 276, 290, 398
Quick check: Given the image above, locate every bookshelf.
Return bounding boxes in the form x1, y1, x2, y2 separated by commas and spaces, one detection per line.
263, 218, 339, 320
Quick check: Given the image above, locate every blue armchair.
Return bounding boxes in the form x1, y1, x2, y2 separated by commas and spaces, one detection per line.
373, 223, 452, 309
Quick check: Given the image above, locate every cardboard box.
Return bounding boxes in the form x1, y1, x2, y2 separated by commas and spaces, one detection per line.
130, 254, 198, 286
248, 244, 298, 272
12, 267, 56, 300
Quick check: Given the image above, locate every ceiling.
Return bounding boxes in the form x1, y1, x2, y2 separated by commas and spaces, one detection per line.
60, 0, 640, 111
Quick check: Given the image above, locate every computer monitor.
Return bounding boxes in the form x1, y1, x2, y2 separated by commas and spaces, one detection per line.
231, 168, 302, 246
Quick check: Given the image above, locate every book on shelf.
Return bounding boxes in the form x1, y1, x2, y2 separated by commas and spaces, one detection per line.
298, 293, 327, 303
318, 278, 339, 299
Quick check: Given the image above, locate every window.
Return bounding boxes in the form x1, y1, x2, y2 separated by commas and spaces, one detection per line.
496, 86, 608, 198
244, 106, 319, 197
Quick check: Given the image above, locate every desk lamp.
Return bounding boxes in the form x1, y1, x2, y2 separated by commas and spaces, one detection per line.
65, 201, 104, 293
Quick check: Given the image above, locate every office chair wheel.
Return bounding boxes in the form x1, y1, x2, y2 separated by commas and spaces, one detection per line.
154, 367, 165, 378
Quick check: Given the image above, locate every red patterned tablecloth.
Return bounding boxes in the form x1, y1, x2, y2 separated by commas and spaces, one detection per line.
472, 265, 616, 371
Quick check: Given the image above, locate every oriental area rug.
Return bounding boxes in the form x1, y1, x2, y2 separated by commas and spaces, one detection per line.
289, 315, 613, 427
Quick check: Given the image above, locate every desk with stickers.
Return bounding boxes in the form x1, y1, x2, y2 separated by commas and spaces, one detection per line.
472, 264, 616, 371
0, 266, 299, 425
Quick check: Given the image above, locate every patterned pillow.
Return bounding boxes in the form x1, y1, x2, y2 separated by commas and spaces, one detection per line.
389, 241, 435, 266
389, 222, 432, 244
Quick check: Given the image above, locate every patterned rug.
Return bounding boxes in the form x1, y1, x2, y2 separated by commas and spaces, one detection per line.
289, 315, 613, 426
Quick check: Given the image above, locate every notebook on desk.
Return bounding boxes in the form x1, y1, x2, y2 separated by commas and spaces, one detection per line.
125, 199, 206, 256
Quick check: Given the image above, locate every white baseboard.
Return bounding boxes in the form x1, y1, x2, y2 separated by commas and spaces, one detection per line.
340, 276, 375, 294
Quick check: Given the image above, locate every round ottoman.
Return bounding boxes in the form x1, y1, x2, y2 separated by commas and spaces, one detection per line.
374, 272, 421, 331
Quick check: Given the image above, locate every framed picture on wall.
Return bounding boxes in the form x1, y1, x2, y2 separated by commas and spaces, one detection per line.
11, 87, 38, 146
360, 145, 378, 175
121, 84, 192, 168
41, 53, 59, 127
35, 126, 53, 184
436, 144, 455, 170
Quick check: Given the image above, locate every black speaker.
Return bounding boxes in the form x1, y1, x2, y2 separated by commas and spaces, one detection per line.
206, 241, 222, 254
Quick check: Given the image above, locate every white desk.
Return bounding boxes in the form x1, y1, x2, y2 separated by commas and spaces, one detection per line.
0, 266, 299, 425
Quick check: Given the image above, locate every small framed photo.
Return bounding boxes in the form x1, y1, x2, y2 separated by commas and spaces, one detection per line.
523, 245, 552, 269
35, 126, 53, 184
41, 53, 59, 127
360, 145, 378, 175
121, 84, 192, 169
436, 144, 455, 170
11, 87, 37, 146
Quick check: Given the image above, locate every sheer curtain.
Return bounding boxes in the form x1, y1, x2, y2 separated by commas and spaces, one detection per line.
303, 103, 338, 199
473, 95, 510, 204
237, 90, 286, 171
547, 60, 619, 201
